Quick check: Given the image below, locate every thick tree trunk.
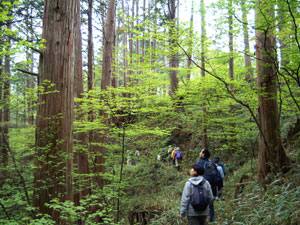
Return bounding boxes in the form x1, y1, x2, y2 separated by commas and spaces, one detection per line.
255, 0, 290, 183
33, 0, 81, 221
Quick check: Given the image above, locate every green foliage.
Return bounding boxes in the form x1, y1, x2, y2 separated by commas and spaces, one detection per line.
216, 160, 300, 225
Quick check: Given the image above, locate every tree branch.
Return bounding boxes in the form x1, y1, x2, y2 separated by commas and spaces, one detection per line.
177, 42, 270, 150
5, 35, 42, 54
17, 69, 38, 77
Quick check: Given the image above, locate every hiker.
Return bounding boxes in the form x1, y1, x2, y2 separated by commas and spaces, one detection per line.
167, 145, 173, 166
215, 156, 226, 178
180, 164, 213, 225
214, 157, 225, 200
171, 147, 177, 165
174, 147, 183, 171
127, 150, 132, 166
135, 150, 140, 165
195, 148, 220, 222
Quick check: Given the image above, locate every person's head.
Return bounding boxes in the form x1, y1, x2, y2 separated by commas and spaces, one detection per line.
199, 148, 210, 159
190, 164, 205, 177
214, 157, 220, 165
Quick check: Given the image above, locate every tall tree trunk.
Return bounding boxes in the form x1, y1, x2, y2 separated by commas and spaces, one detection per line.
94, 0, 115, 188
2, 23, 11, 180
135, 0, 140, 81
128, 0, 135, 87
142, 0, 146, 64
255, 0, 290, 184
25, 9, 35, 126
228, 0, 234, 90
87, 0, 95, 155
241, 0, 253, 81
33, 0, 81, 221
74, 0, 90, 206
0, 37, 7, 184
187, 0, 194, 80
122, 0, 129, 88
200, 0, 208, 149
168, 0, 178, 96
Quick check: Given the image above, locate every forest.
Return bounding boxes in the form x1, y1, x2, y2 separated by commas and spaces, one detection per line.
0, 0, 300, 224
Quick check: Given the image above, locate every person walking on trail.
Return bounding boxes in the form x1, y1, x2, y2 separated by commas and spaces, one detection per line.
134, 150, 140, 165
167, 145, 173, 166
215, 156, 226, 178
174, 147, 183, 171
195, 148, 219, 222
180, 164, 213, 225
214, 157, 224, 200
171, 147, 177, 165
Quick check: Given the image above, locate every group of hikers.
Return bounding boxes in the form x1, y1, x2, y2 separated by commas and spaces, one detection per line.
127, 146, 225, 224
157, 145, 183, 170
180, 148, 226, 225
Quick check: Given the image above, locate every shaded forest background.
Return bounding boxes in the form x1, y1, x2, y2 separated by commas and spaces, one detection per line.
0, 0, 300, 224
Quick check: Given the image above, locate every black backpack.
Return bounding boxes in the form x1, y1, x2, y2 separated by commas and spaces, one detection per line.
190, 180, 209, 211
203, 160, 221, 185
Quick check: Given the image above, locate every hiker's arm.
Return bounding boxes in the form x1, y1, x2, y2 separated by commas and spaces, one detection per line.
206, 182, 214, 205
180, 182, 191, 217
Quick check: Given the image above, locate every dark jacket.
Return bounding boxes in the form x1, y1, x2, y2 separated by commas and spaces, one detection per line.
196, 157, 218, 196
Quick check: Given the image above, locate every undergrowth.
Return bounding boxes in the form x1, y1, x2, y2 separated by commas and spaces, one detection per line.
131, 158, 300, 225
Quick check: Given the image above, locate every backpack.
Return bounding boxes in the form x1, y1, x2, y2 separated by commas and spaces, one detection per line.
175, 151, 182, 160
190, 180, 209, 211
203, 160, 221, 185
171, 149, 176, 159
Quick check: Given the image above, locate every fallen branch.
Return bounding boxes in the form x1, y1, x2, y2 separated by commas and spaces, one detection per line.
236, 181, 254, 186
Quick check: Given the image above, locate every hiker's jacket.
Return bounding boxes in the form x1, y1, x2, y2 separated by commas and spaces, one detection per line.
196, 157, 218, 196
180, 176, 213, 218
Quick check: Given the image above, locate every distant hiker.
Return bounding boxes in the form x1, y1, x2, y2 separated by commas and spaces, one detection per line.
196, 148, 220, 222
135, 150, 140, 165
157, 154, 161, 161
180, 164, 213, 225
127, 150, 132, 166
214, 157, 225, 199
171, 147, 177, 165
215, 156, 226, 178
167, 145, 173, 166
174, 147, 183, 171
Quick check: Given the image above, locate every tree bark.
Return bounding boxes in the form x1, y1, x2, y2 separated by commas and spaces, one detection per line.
74, 0, 90, 206
187, 0, 194, 80
94, 0, 116, 188
122, 0, 129, 88
168, 0, 179, 96
241, 0, 253, 81
33, 0, 81, 221
255, 0, 290, 183
228, 0, 234, 90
